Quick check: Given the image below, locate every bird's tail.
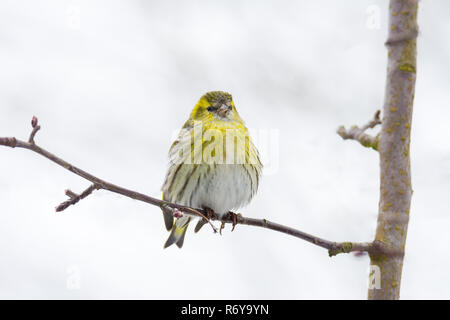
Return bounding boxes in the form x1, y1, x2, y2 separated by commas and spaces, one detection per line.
161, 205, 174, 231
161, 193, 174, 231
164, 216, 191, 249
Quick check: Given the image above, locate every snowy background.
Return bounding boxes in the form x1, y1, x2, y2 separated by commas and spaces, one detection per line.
0, 0, 449, 299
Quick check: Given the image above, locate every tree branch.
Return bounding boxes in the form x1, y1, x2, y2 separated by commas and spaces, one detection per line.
56, 184, 100, 212
368, 0, 418, 300
337, 110, 381, 150
28, 116, 41, 144
0, 117, 371, 257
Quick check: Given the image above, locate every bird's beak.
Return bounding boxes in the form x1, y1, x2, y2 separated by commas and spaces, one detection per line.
217, 104, 232, 118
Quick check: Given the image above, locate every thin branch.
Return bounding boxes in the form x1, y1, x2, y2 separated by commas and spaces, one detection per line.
178, 206, 219, 234
0, 117, 372, 257
65, 189, 79, 199
28, 116, 41, 144
56, 184, 100, 212
223, 215, 373, 257
337, 110, 381, 151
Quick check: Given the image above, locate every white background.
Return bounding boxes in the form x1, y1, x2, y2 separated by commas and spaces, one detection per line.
0, 0, 449, 299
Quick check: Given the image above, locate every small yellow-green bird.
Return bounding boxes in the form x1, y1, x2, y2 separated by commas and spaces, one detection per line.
161, 91, 262, 248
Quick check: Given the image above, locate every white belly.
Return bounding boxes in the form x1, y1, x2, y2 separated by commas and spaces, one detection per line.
189, 164, 255, 217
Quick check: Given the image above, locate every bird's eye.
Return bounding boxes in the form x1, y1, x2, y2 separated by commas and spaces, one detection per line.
207, 106, 215, 112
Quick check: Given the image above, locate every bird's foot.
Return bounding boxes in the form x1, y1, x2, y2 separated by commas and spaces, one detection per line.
220, 221, 226, 235
227, 211, 240, 232
195, 207, 218, 233
204, 207, 218, 220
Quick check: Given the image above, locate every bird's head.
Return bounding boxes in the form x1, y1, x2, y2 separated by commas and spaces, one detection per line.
190, 91, 241, 122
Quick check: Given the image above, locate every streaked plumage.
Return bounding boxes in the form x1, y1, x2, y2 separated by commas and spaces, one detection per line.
161, 91, 262, 248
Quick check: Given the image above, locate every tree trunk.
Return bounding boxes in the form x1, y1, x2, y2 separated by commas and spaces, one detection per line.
368, 0, 418, 300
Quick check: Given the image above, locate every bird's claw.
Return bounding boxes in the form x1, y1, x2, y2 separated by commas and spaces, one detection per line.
205, 207, 217, 220
202, 208, 239, 234
228, 211, 239, 232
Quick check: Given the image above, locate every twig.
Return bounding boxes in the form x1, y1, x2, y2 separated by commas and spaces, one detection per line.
337, 110, 381, 151
56, 184, 99, 212
221, 215, 372, 257
0, 117, 373, 257
65, 189, 79, 199
178, 206, 218, 234
28, 116, 41, 144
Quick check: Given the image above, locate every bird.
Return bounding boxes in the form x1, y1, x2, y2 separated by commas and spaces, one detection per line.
161, 91, 262, 248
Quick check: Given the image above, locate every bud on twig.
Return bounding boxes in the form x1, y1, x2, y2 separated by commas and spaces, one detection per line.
31, 116, 38, 128
173, 209, 183, 218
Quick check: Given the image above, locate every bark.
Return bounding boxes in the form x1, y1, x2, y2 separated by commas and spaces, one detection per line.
368, 0, 418, 300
